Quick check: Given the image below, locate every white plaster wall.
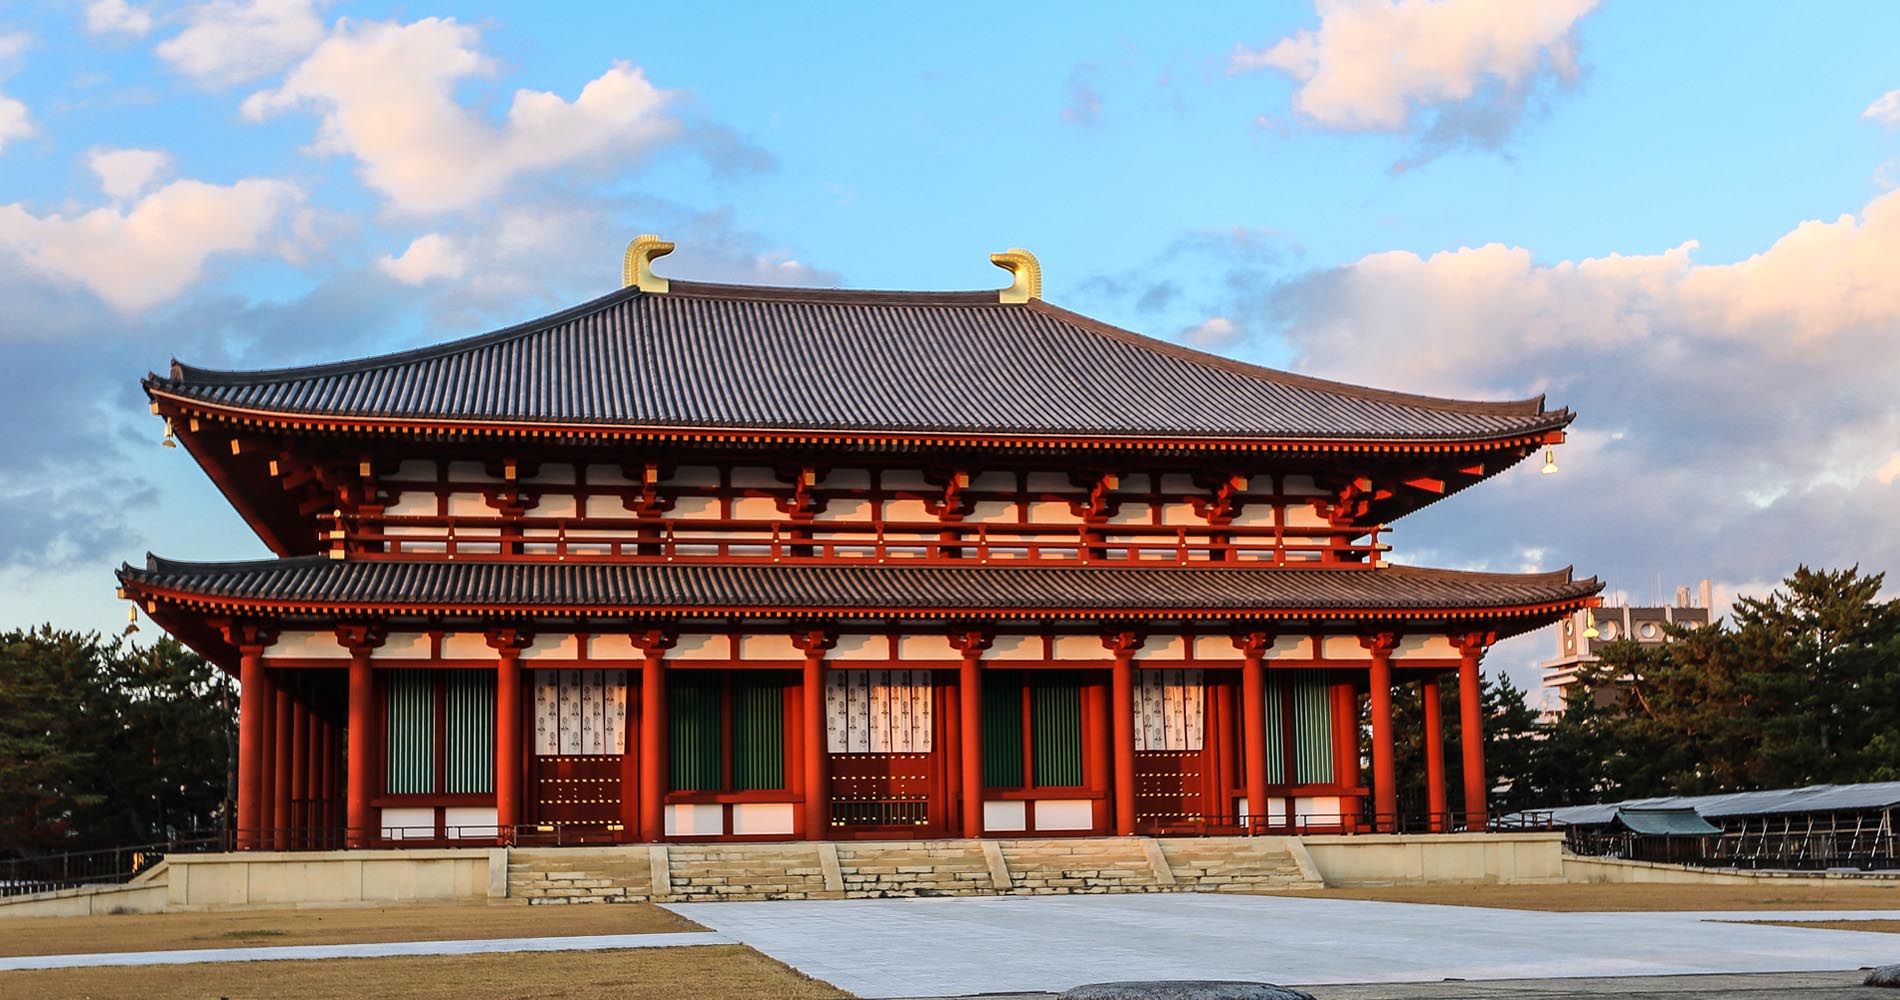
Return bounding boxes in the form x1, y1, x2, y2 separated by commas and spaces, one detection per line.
732, 803, 795, 836
983, 800, 1027, 832
1035, 800, 1093, 831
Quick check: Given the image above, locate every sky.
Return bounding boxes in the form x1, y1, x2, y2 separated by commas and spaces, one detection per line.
1, 0, 1897, 696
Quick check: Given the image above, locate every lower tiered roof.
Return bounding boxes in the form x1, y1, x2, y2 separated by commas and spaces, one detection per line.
120, 555, 1600, 624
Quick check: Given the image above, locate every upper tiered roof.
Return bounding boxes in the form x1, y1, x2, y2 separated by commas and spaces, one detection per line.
147, 279, 1571, 449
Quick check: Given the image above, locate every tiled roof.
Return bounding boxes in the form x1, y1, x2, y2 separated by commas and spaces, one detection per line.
148, 282, 1571, 444
121, 555, 1601, 620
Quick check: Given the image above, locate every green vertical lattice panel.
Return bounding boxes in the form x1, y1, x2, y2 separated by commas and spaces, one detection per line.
981, 671, 1024, 788
732, 674, 784, 791
1030, 674, 1084, 787
1290, 671, 1336, 785
386, 669, 435, 794
1263, 674, 1287, 782
445, 671, 496, 793
670, 673, 722, 791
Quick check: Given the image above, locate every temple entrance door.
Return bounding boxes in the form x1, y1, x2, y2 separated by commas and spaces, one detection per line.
527, 669, 627, 841
1131, 668, 1214, 835
824, 669, 948, 837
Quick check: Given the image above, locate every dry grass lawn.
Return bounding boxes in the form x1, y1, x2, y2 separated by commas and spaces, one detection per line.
1736, 918, 1900, 934
0, 944, 849, 1000
1267, 882, 1900, 911
0, 901, 702, 958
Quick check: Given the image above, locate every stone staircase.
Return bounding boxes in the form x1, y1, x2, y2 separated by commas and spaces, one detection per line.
505, 836, 1321, 904
835, 839, 997, 897
998, 838, 1167, 894
1159, 836, 1320, 892
506, 847, 656, 905
664, 843, 833, 901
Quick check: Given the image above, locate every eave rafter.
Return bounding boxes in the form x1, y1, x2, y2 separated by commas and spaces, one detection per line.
147, 391, 1569, 459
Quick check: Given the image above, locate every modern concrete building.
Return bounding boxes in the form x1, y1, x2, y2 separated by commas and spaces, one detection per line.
1538, 579, 1712, 718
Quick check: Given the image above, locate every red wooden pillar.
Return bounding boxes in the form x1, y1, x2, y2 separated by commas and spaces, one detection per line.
632, 628, 677, 842
1104, 631, 1143, 836
1361, 633, 1399, 833
1453, 633, 1494, 831
338, 626, 383, 848
1330, 681, 1360, 831
290, 692, 309, 849
1422, 677, 1447, 833
235, 641, 271, 850
487, 629, 533, 841
793, 628, 838, 840
950, 631, 992, 839
1234, 632, 1272, 832
272, 679, 293, 850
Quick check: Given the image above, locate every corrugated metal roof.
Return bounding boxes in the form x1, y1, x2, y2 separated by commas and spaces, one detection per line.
1523, 782, 1900, 827
147, 282, 1572, 443
1614, 807, 1721, 836
120, 555, 1600, 616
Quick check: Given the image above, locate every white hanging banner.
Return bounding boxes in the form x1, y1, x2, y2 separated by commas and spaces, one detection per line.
603, 669, 628, 755
1136, 668, 1205, 751
533, 671, 560, 755
826, 669, 934, 754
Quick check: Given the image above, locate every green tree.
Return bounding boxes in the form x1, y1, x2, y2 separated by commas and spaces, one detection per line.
0, 627, 232, 856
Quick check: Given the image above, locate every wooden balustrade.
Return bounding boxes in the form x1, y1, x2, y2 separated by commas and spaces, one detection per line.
332, 514, 1390, 567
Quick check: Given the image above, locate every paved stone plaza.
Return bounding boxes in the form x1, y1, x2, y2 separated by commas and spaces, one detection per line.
665, 893, 1900, 998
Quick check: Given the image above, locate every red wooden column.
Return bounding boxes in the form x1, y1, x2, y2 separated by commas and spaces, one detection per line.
793, 628, 839, 840
1233, 631, 1272, 832
632, 628, 678, 842
290, 691, 309, 849
229, 625, 276, 850
1330, 681, 1361, 832
1452, 632, 1496, 831
271, 676, 294, 849
487, 629, 533, 841
336, 626, 383, 848
949, 630, 993, 839
1360, 633, 1399, 833
1421, 677, 1447, 833
1103, 631, 1143, 836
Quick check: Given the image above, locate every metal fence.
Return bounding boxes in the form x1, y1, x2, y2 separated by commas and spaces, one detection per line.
0, 835, 226, 898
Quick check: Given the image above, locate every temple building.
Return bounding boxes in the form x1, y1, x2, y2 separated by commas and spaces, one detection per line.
119, 239, 1601, 850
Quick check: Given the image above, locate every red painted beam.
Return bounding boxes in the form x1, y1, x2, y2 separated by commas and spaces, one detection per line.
1422, 678, 1447, 833
1241, 650, 1269, 834
346, 648, 373, 847
1458, 642, 1489, 831
237, 649, 267, 849
1365, 637, 1398, 833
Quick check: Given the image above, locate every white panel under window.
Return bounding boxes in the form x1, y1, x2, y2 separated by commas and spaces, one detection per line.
1034, 799, 1094, 831
826, 669, 933, 754
983, 800, 1027, 832
1135, 669, 1204, 751
732, 803, 795, 836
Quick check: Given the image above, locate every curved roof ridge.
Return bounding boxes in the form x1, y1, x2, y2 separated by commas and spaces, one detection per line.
1025, 300, 1552, 418
163, 284, 648, 386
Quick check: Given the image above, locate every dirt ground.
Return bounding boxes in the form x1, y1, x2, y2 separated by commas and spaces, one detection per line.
1268, 881, 1900, 911
1737, 918, 1900, 934
0, 901, 701, 957
0, 944, 849, 1000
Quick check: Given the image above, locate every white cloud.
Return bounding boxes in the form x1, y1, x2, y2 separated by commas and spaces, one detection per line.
243, 17, 680, 214
157, 0, 324, 86
378, 232, 465, 285
84, 0, 153, 37
1865, 89, 1900, 126
1181, 316, 1238, 347
0, 33, 33, 155
0, 178, 303, 312
87, 148, 172, 202
1262, 188, 1900, 633
0, 96, 27, 154
1233, 0, 1597, 142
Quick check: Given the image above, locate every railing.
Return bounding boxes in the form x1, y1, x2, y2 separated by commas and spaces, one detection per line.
1566, 811, 1900, 871
831, 798, 932, 829
1154, 808, 1521, 838
337, 514, 1390, 567
0, 835, 226, 897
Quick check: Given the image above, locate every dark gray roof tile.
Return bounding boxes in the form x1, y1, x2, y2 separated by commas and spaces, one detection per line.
149, 282, 1571, 443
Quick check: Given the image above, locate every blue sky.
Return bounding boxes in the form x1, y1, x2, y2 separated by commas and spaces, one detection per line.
2, 0, 1897, 692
